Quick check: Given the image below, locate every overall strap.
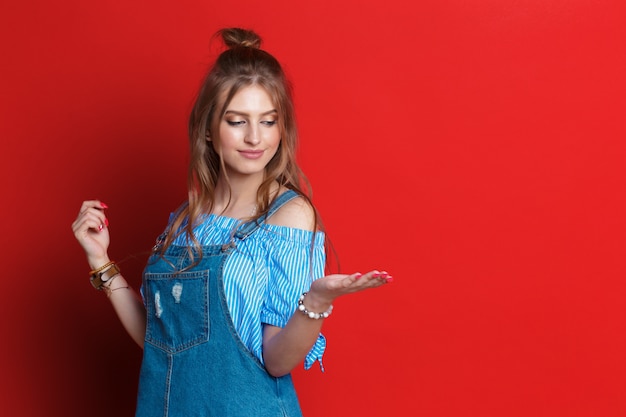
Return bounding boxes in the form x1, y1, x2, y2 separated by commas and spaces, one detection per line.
234, 190, 299, 241
152, 201, 189, 253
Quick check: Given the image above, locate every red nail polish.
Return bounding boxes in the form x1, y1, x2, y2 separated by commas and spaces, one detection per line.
385, 276, 394, 283
354, 273, 363, 280
104, 218, 109, 227
98, 224, 104, 231
100, 202, 109, 209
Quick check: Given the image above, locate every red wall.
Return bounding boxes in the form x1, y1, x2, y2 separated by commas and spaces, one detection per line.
2, 1, 625, 416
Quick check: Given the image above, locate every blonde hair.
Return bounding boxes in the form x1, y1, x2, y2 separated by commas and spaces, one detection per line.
159, 28, 325, 264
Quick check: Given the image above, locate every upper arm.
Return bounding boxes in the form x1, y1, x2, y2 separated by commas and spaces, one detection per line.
265, 196, 316, 232
260, 195, 324, 329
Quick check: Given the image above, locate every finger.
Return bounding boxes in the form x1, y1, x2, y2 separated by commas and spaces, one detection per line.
75, 201, 109, 228
348, 272, 362, 283
79, 200, 108, 215
73, 210, 109, 235
74, 208, 107, 228
358, 270, 381, 282
374, 270, 393, 284
73, 217, 101, 237
359, 270, 393, 286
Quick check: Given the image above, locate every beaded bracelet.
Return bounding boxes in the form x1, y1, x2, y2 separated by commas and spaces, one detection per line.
297, 292, 333, 320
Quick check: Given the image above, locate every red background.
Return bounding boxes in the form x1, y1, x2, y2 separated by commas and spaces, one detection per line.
1, 1, 625, 416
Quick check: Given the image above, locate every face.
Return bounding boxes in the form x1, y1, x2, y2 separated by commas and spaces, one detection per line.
210, 85, 280, 180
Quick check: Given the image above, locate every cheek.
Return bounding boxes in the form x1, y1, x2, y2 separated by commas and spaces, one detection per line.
267, 130, 281, 148
269, 138, 282, 160
216, 127, 240, 149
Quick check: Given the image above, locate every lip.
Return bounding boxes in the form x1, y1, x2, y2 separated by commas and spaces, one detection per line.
239, 149, 264, 159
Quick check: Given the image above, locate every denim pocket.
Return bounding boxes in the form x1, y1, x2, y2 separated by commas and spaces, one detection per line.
144, 270, 209, 353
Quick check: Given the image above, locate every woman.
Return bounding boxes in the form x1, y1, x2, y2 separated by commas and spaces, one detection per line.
72, 27, 392, 416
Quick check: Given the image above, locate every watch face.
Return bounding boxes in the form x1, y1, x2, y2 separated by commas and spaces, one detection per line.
101, 265, 117, 282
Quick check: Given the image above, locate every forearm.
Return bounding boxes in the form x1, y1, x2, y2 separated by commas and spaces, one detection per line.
103, 274, 147, 348
262, 292, 331, 377
89, 257, 146, 348
73, 201, 147, 347
262, 271, 392, 377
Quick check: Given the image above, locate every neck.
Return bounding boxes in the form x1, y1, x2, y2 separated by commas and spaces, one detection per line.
212, 174, 262, 218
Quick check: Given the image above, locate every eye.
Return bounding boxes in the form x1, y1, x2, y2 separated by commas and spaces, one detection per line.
226, 120, 245, 126
261, 120, 277, 126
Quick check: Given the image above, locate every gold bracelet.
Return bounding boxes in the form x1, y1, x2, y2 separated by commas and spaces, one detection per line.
89, 261, 115, 276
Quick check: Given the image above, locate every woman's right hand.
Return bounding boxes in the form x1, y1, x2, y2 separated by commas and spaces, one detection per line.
71, 200, 111, 270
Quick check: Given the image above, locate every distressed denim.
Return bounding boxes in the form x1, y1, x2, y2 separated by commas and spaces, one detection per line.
136, 192, 302, 417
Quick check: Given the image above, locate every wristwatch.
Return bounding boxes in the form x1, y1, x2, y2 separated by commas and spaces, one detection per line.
90, 263, 121, 290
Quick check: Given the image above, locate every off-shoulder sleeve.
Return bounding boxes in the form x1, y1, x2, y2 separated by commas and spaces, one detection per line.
260, 226, 327, 370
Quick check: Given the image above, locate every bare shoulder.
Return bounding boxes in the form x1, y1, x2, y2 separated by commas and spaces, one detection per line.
266, 194, 316, 232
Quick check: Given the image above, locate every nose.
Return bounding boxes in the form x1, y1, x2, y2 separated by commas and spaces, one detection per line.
245, 124, 261, 145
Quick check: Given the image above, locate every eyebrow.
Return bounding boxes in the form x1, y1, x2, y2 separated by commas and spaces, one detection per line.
224, 109, 278, 117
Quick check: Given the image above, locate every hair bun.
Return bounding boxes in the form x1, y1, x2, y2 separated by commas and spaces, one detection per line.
219, 28, 262, 49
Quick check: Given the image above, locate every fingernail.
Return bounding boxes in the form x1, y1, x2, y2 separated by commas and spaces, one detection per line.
385, 276, 394, 283
354, 273, 362, 280
100, 202, 109, 209
104, 218, 109, 227
98, 224, 104, 231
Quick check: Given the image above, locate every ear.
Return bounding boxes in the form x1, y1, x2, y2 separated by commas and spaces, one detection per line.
205, 130, 211, 141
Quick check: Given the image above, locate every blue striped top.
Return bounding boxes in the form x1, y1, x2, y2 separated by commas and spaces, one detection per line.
168, 212, 327, 370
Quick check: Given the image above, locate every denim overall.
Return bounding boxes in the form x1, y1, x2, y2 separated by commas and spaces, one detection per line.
136, 191, 303, 417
